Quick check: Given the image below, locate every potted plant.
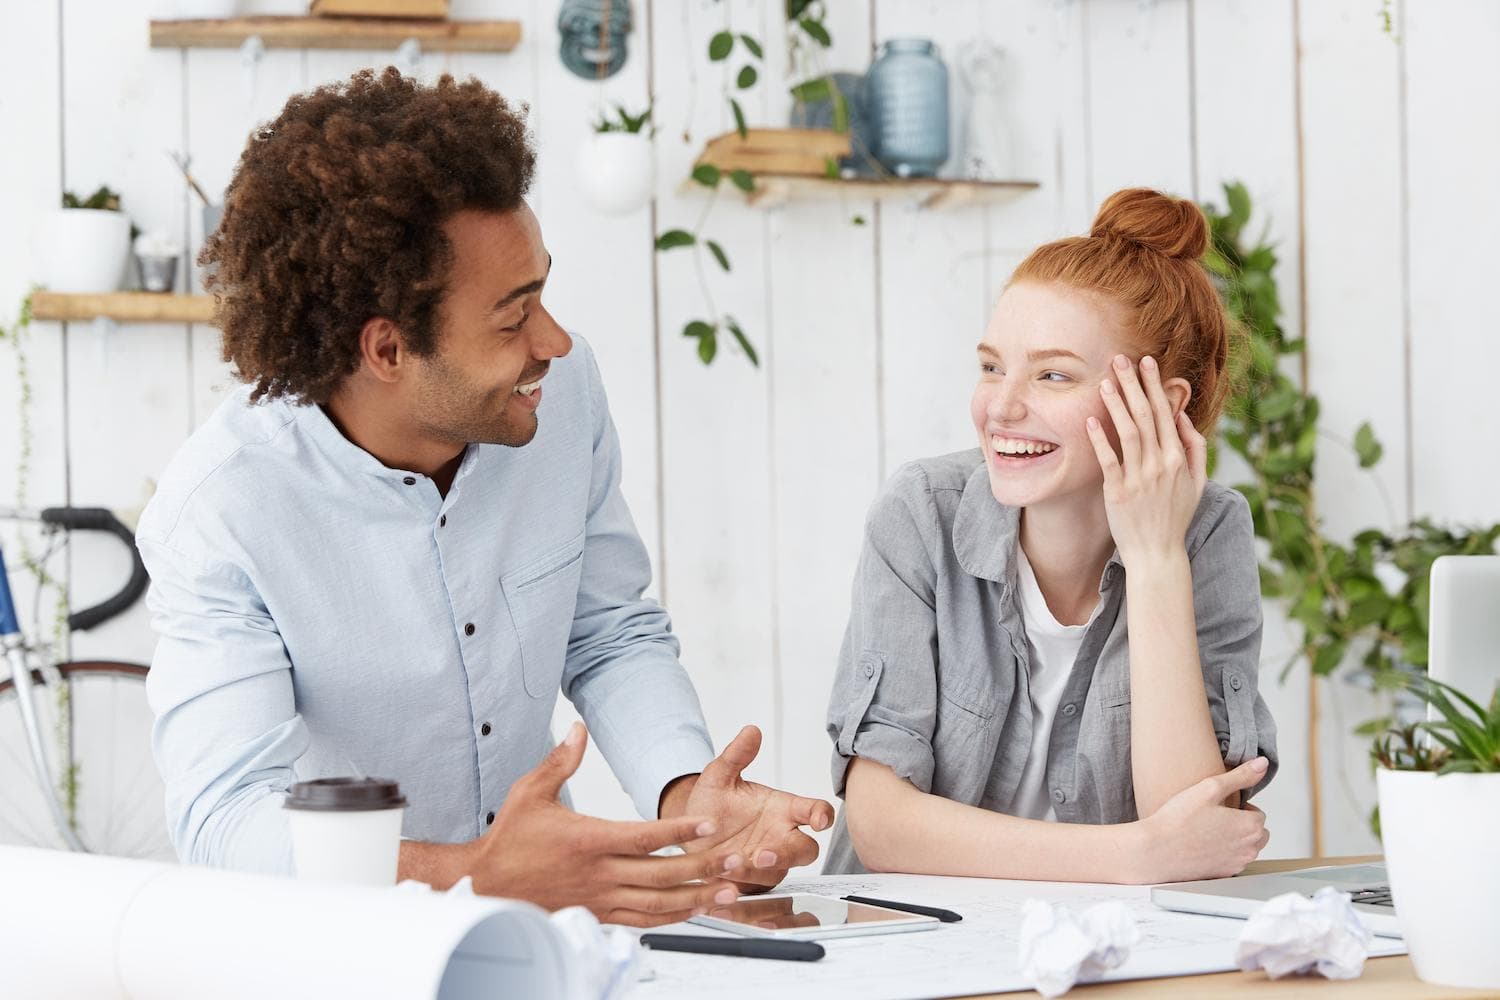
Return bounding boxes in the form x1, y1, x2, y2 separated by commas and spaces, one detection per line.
576, 104, 654, 216
1374, 675, 1500, 989
37, 187, 133, 294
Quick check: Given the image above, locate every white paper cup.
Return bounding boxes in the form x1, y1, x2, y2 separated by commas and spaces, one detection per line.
284, 778, 407, 887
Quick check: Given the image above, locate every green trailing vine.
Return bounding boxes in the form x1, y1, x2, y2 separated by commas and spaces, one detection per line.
1203, 182, 1500, 739
1378, 0, 1399, 41
655, 1, 837, 366
0, 291, 80, 827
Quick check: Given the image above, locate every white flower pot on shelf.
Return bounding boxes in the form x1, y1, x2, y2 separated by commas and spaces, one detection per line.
36, 208, 132, 294
1377, 767, 1500, 989
576, 132, 654, 215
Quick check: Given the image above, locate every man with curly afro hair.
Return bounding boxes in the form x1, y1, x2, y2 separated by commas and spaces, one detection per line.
136, 68, 832, 927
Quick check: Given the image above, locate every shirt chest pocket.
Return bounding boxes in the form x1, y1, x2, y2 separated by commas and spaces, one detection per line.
502, 532, 586, 699
1095, 680, 1131, 708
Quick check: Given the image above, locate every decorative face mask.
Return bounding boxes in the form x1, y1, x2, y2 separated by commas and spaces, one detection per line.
558, 0, 633, 80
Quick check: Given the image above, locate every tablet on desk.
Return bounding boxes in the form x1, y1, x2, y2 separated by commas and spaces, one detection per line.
688, 893, 940, 941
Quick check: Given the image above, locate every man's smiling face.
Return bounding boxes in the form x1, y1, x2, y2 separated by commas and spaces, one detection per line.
408, 204, 572, 449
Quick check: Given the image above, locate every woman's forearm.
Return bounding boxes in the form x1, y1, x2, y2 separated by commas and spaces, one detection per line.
844, 759, 1151, 883
1125, 553, 1229, 816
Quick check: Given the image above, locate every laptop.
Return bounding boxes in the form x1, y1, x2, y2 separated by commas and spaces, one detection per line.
1151, 555, 1500, 941
1426, 555, 1500, 709
1150, 862, 1401, 937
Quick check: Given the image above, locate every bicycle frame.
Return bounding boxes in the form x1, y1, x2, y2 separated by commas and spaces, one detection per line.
0, 542, 86, 851
1, 506, 150, 852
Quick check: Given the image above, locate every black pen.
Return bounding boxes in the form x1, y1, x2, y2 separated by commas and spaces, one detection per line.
842, 894, 963, 923
639, 933, 825, 962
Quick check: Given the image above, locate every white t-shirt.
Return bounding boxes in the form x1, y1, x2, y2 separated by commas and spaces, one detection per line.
1006, 543, 1100, 821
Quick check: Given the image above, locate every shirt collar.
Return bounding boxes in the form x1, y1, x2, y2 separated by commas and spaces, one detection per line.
292, 399, 413, 480
953, 461, 1020, 585
951, 459, 1125, 593
292, 397, 478, 492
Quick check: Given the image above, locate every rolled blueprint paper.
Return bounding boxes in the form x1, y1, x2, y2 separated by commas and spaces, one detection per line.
0, 845, 573, 1000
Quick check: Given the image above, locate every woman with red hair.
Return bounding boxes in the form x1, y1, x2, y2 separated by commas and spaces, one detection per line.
825, 188, 1277, 882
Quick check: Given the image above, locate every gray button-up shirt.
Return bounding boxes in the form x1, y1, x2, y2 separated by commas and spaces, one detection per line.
824, 449, 1278, 874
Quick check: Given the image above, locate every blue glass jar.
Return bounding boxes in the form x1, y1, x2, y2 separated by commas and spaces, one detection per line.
867, 38, 950, 178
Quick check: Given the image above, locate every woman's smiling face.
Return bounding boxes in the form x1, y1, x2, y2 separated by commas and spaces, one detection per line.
970, 281, 1133, 509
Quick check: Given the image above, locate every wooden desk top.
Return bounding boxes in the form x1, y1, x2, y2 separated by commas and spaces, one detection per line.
964, 856, 1499, 999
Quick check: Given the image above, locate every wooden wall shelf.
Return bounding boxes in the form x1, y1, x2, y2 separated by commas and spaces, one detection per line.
149, 16, 522, 53
684, 172, 1041, 211
31, 292, 216, 325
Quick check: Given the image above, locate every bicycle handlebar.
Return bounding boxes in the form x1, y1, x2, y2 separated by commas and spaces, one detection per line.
37, 507, 151, 632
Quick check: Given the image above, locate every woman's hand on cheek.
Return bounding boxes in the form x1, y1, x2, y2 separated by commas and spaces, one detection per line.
1084, 354, 1208, 569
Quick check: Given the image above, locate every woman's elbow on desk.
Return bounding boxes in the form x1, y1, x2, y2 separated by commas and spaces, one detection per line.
843, 758, 914, 873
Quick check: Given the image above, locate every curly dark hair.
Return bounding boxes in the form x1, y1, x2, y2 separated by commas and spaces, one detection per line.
202, 67, 536, 403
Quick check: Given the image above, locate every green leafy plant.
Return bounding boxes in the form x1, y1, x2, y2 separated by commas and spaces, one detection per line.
1378, 0, 1399, 40
705, 10, 764, 143
61, 186, 122, 211
1373, 676, 1500, 774
654, 160, 756, 366
651, 5, 763, 365
655, 3, 844, 366
61, 185, 139, 241
1203, 182, 1500, 709
593, 104, 654, 136
785, 0, 847, 140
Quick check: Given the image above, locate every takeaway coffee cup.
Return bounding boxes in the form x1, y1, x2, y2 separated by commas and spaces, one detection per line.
283, 777, 407, 886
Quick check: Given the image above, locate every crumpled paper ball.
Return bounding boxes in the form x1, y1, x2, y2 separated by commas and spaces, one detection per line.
1234, 886, 1373, 980
398, 877, 642, 999
1018, 899, 1141, 997
551, 905, 643, 1000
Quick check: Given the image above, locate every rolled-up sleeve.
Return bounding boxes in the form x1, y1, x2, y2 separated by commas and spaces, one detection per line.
827, 464, 942, 797
140, 536, 305, 874
561, 344, 715, 820
1190, 489, 1279, 801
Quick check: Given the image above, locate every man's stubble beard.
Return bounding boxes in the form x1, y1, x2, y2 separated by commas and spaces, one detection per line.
414, 353, 537, 449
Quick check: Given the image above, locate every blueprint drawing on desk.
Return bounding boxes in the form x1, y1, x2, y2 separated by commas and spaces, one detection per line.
634, 872, 1406, 1000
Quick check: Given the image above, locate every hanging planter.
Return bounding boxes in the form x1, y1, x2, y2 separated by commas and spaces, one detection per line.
576, 105, 654, 216
37, 188, 133, 294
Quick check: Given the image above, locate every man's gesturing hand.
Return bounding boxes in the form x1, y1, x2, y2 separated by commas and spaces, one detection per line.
679, 725, 836, 891
465, 723, 746, 927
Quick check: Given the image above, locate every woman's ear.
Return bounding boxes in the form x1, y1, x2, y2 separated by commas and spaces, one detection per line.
1164, 377, 1192, 419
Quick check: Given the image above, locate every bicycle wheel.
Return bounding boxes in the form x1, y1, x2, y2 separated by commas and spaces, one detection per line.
0, 661, 175, 861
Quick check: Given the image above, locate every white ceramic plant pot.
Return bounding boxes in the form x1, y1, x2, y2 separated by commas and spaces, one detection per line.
1377, 768, 1500, 989
576, 132, 655, 215
37, 208, 132, 293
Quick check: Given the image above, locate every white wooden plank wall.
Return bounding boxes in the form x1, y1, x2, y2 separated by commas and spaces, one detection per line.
3, 0, 1497, 870
1297, 0, 1409, 857
1190, 0, 1311, 857
0, 0, 67, 653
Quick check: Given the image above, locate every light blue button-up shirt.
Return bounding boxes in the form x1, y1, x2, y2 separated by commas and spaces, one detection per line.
138, 336, 714, 874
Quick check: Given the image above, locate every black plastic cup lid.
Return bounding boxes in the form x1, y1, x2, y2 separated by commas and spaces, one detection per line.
284, 777, 407, 812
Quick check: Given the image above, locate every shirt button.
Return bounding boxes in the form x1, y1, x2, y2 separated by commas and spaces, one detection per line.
402, 476, 416, 486
439, 514, 447, 528
863, 661, 874, 678
485, 811, 495, 826
464, 622, 476, 637
1062, 703, 1077, 717
480, 722, 492, 736
1051, 788, 1066, 804
1229, 673, 1243, 691
1220, 738, 1231, 754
